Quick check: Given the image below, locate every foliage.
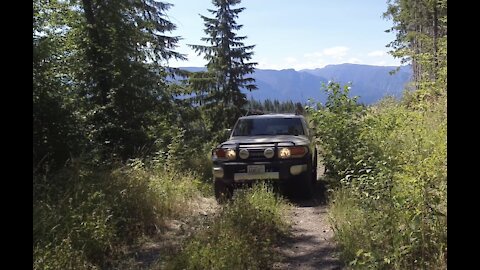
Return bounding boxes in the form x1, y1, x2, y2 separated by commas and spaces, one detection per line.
33, 0, 86, 170
306, 2, 447, 266
330, 97, 446, 269
33, 158, 204, 269
384, 0, 447, 93
247, 98, 305, 114
308, 83, 447, 268
77, 0, 186, 160
188, 0, 257, 141
168, 183, 290, 270
306, 82, 365, 179
33, 0, 186, 167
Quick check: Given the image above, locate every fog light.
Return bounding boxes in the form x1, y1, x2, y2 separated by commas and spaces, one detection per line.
239, 148, 249, 159
213, 167, 224, 178
264, 147, 274, 158
290, 164, 307, 175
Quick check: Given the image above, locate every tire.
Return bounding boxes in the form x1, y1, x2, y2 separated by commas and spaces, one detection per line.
312, 149, 318, 183
214, 179, 233, 204
297, 169, 313, 200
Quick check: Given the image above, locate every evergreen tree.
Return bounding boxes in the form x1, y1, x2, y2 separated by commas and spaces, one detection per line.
33, 0, 185, 164
384, 0, 447, 93
79, 0, 185, 160
189, 0, 257, 138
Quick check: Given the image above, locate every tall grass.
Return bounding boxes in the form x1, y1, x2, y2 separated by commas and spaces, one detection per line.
332, 97, 445, 269
168, 183, 291, 270
33, 158, 204, 269
308, 82, 446, 269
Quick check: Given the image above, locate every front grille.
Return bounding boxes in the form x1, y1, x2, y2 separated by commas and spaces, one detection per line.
249, 149, 266, 158
237, 148, 273, 161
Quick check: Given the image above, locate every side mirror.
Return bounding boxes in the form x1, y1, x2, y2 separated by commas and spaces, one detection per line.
225, 128, 232, 137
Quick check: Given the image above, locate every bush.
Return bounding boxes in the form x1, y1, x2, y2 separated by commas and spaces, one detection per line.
306, 81, 365, 179
33, 158, 204, 269
309, 81, 446, 269
169, 183, 291, 270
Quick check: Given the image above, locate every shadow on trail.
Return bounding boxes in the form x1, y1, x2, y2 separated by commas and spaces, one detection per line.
284, 179, 330, 207
276, 225, 344, 270
274, 177, 345, 270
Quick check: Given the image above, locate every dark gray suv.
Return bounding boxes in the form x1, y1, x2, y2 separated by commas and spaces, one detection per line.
212, 113, 317, 201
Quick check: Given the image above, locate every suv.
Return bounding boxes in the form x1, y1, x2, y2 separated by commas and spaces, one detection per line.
212, 113, 317, 201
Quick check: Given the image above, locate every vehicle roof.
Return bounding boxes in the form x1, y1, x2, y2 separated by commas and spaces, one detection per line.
238, 113, 305, 120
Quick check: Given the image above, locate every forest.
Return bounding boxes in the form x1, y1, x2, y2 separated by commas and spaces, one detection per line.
33, 0, 446, 269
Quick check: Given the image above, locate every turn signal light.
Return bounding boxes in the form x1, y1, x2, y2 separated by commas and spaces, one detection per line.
214, 148, 226, 158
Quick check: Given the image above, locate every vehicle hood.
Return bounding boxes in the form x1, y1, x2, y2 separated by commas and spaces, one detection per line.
221, 135, 310, 146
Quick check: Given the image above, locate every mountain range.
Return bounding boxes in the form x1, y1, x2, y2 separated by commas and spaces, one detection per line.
180, 63, 412, 104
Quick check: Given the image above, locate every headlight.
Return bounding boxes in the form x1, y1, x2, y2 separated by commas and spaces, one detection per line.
278, 146, 307, 159
226, 149, 236, 160
279, 147, 291, 158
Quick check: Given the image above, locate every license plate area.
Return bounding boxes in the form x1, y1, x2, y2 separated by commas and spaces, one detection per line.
247, 165, 265, 174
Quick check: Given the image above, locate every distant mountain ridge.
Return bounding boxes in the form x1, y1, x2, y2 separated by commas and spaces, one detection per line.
180, 63, 412, 104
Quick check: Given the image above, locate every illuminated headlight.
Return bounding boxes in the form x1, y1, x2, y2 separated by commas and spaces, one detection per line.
239, 149, 249, 159
264, 147, 274, 158
279, 147, 291, 158
226, 149, 236, 160
279, 146, 307, 159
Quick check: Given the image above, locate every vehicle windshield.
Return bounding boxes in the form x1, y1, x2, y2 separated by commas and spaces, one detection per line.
232, 117, 305, 136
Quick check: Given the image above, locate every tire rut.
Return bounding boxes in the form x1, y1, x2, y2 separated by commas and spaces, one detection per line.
273, 167, 344, 269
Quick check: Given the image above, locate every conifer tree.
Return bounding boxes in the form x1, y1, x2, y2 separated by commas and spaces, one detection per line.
189, 0, 257, 137
79, 0, 185, 159
384, 0, 447, 92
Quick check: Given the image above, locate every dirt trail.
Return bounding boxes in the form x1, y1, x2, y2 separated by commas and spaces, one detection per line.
273, 166, 344, 270
133, 164, 344, 269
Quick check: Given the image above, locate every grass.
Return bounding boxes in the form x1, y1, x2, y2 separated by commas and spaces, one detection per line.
327, 94, 447, 269
33, 158, 205, 269
166, 183, 291, 270
33, 155, 293, 270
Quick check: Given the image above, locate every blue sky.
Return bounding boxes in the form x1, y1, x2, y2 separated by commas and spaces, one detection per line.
166, 0, 401, 70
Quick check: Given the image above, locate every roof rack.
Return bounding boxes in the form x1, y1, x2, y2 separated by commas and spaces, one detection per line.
245, 109, 264, 116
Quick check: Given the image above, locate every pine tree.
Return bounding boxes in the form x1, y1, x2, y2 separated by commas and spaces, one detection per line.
188, 0, 257, 137
384, 0, 447, 93
79, 0, 185, 160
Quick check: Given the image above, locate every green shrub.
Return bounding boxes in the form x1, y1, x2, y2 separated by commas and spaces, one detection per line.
33, 158, 204, 269
306, 81, 365, 179
169, 183, 290, 270
309, 81, 446, 269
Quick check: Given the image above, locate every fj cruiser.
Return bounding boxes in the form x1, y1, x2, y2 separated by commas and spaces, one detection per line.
212, 113, 317, 201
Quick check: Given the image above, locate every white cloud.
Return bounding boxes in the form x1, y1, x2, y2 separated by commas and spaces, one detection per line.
367, 50, 386, 57
322, 46, 349, 58
256, 56, 327, 70
373, 60, 387, 66
304, 52, 323, 58
245, 46, 402, 71
347, 57, 362, 64
285, 57, 297, 63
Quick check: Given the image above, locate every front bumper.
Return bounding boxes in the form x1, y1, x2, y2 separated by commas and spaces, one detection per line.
213, 159, 309, 184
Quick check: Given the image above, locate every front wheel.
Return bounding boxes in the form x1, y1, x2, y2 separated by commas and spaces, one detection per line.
297, 170, 313, 199
214, 179, 233, 204
312, 149, 318, 183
